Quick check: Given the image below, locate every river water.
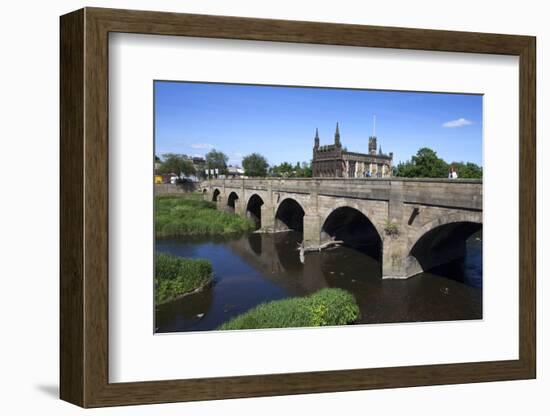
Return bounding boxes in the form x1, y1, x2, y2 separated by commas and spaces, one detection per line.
155, 230, 482, 333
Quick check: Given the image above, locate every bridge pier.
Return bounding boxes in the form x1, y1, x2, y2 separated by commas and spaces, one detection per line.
303, 214, 322, 248
260, 203, 275, 232
303, 181, 321, 248
234, 198, 245, 216
215, 193, 225, 211
382, 236, 414, 279
382, 181, 411, 279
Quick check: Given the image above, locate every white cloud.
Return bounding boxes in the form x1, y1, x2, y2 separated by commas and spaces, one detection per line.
190, 143, 214, 149
442, 118, 473, 128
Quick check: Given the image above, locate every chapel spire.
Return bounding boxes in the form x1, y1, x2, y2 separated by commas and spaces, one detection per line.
314, 128, 320, 149
334, 122, 341, 147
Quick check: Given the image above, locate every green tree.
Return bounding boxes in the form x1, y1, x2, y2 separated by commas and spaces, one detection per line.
449, 161, 483, 179
270, 161, 294, 177
242, 153, 269, 177
294, 161, 312, 178
204, 149, 228, 176
395, 147, 448, 178
298, 161, 313, 178
270, 161, 312, 178
158, 153, 195, 177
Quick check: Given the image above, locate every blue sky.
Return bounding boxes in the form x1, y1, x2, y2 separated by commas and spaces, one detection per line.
154, 81, 482, 167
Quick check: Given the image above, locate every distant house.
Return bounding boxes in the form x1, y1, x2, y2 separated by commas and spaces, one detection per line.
226, 165, 245, 178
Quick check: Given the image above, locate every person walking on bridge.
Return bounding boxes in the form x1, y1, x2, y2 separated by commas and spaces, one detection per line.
448, 166, 458, 179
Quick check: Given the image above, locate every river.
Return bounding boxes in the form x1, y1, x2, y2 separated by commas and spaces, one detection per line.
155, 230, 482, 332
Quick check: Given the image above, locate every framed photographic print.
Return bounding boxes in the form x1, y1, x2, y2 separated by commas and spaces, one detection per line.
60, 7, 536, 408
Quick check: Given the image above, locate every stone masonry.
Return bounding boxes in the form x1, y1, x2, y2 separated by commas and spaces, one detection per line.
201, 177, 482, 279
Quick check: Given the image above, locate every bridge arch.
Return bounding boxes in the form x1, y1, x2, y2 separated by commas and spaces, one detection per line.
320, 206, 382, 261
318, 200, 385, 239
227, 191, 239, 213
274, 197, 305, 232
211, 188, 221, 202
246, 193, 264, 230
406, 212, 482, 277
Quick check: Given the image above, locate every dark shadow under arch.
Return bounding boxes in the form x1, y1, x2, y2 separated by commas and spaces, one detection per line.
246, 194, 264, 230
321, 207, 381, 261
275, 198, 305, 232
227, 192, 239, 213
409, 221, 482, 284
212, 188, 220, 202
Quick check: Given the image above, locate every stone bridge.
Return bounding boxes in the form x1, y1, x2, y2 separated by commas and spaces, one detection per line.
201, 178, 482, 279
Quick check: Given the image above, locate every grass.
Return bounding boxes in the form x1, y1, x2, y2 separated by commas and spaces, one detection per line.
218, 288, 360, 330
155, 253, 213, 305
155, 194, 255, 237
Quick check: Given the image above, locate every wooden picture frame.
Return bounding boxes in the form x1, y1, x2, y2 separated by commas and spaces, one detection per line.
60, 7, 536, 408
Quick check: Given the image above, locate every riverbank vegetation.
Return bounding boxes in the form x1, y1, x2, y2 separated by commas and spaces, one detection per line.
155, 253, 213, 305
218, 288, 360, 330
155, 194, 255, 237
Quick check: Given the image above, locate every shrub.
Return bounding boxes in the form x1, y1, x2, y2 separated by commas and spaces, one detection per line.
218, 288, 360, 330
155, 195, 255, 237
155, 253, 213, 305
384, 219, 400, 237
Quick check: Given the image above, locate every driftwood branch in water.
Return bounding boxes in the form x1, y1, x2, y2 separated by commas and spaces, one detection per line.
297, 239, 344, 255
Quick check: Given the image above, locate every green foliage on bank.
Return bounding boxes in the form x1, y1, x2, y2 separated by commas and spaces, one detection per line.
218, 288, 360, 330
155, 253, 213, 305
155, 195, 255, 237
394, 147, 482, 179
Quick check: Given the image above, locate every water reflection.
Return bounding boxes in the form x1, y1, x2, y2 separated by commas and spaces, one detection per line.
155, 231, 482, 333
